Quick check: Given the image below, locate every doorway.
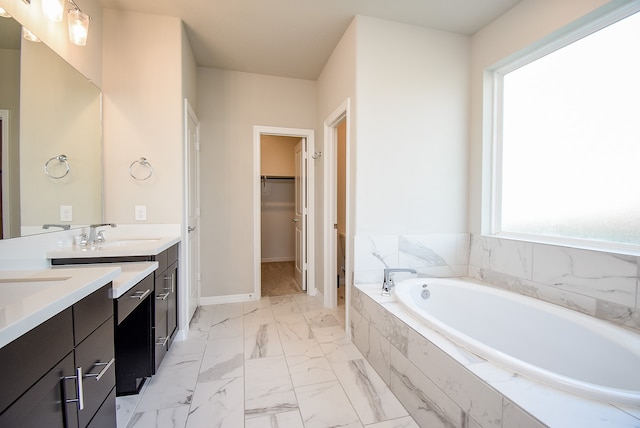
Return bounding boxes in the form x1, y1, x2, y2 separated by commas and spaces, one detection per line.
323, 99, 350, 332
260, 135, 303, 296
253, 126, 315, 300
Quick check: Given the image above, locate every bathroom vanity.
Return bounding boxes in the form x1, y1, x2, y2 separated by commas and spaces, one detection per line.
49, 238, 181, 386
0, 234, 181, 426
0, 267, 120, 427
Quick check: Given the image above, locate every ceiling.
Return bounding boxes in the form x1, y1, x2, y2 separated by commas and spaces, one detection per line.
100, 0, 522, 80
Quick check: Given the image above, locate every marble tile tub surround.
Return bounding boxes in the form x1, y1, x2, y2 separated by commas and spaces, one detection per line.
469, 234, 640, 333
351, 283, 640, 428
353, 233, 470, 284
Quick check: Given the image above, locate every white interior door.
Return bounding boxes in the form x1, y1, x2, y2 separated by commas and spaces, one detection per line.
294, 138, 307, 291
186, 102, 200, 321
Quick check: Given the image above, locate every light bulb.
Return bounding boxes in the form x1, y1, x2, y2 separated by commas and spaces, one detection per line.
22, 27, 40, 42
42, 0, 64, 22
68, 9, 90, 46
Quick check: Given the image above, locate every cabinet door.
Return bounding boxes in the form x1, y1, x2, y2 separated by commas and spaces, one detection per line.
166, 262, 178, 345
73, 284, 113, 345
0, 308, 73, 414
0, 352, 79, 428
86, 388, 116, 428
115, 287, 153, 395
154, 275, 169, 373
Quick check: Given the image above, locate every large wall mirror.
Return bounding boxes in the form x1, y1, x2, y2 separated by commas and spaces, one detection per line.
0, 15, 102, 239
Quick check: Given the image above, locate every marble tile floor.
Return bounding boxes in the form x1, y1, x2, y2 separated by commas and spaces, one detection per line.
116, 293, 419, 428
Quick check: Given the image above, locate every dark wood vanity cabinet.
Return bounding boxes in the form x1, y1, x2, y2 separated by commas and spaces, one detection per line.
0, 284, 116, 428
114, 273, 154, 395
153, 244, 178, 372
50, 242, 179, 382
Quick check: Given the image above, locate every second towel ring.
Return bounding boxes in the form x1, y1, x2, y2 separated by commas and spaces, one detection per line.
45, 154, 70, 179
129, 157, 153, 181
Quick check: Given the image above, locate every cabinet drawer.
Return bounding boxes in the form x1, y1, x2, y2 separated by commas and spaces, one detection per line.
166, 244, 178, 266
75, 319, 115, 428
115, 274, 154, 325
0, 352, 79, 428
74, 284, 113, 345
0, 308, 74, 414
86, 388, 116, 428
154, 250, 168, 278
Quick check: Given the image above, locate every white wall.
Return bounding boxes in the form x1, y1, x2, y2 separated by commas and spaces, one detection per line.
350, 17, 471, 284
102, 10, 184, 224
197, 68, 316, 298
315, 18, 357, 298
355, 16, 469, 236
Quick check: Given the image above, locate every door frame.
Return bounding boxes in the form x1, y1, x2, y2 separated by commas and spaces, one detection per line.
323, 99, 351, 324
253, 126, 316, 299
1, 110, 11, 238
181, 99, 201, 340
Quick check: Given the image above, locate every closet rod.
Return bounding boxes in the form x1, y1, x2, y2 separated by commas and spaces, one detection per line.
261, 175, 294, 180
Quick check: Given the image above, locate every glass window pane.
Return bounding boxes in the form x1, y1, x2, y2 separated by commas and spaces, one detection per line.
500, 11, 640, 245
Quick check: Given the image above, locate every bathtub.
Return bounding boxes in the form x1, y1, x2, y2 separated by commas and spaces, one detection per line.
394, 277, 640, 407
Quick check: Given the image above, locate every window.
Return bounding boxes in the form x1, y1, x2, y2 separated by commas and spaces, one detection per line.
493, 9, 640, 247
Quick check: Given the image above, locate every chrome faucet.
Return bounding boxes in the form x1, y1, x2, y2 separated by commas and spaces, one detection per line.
87, 223, 117, 245
42, 224, 71, 230
382, 268, 417, 296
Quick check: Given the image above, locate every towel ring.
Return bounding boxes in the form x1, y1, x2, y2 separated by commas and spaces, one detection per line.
129, 157, 153, 181
44, 154, 70, 179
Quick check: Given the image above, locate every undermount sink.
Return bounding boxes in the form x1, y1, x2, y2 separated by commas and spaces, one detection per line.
0, 277, 72, 306
91, 239, 161, 248
0, 276, 71, 284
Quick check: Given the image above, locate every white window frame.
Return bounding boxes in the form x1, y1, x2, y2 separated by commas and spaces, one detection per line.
488, 1, 640, 254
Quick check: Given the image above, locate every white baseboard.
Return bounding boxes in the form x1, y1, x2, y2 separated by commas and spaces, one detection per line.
200, 293, 257, 306
261, 257, 295, 263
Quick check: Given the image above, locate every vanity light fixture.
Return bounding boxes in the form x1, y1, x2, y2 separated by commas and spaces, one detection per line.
67, 0, 91, 46
42, 0, 64, 22
22, 26, 41, 42
0, 7, 11, 17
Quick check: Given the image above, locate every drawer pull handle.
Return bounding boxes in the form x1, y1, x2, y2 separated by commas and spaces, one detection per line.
64, 366, 84, 410
85, 358, 115, 382
156, 292, 170, 301
164, 273, 175, 293
156, 336, 169, 347
130, 289, 151, 300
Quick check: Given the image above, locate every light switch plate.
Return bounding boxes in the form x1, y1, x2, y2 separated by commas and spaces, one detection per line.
135, 205, 147, 221
60, 205, 72, 221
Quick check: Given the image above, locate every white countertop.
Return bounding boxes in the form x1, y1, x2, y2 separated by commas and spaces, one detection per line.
108, 262, 158, 298
46, 236, 180, 259
0, 266, 120, 349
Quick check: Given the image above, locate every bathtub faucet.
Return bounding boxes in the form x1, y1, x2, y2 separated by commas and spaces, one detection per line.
382, 268, 417, 296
